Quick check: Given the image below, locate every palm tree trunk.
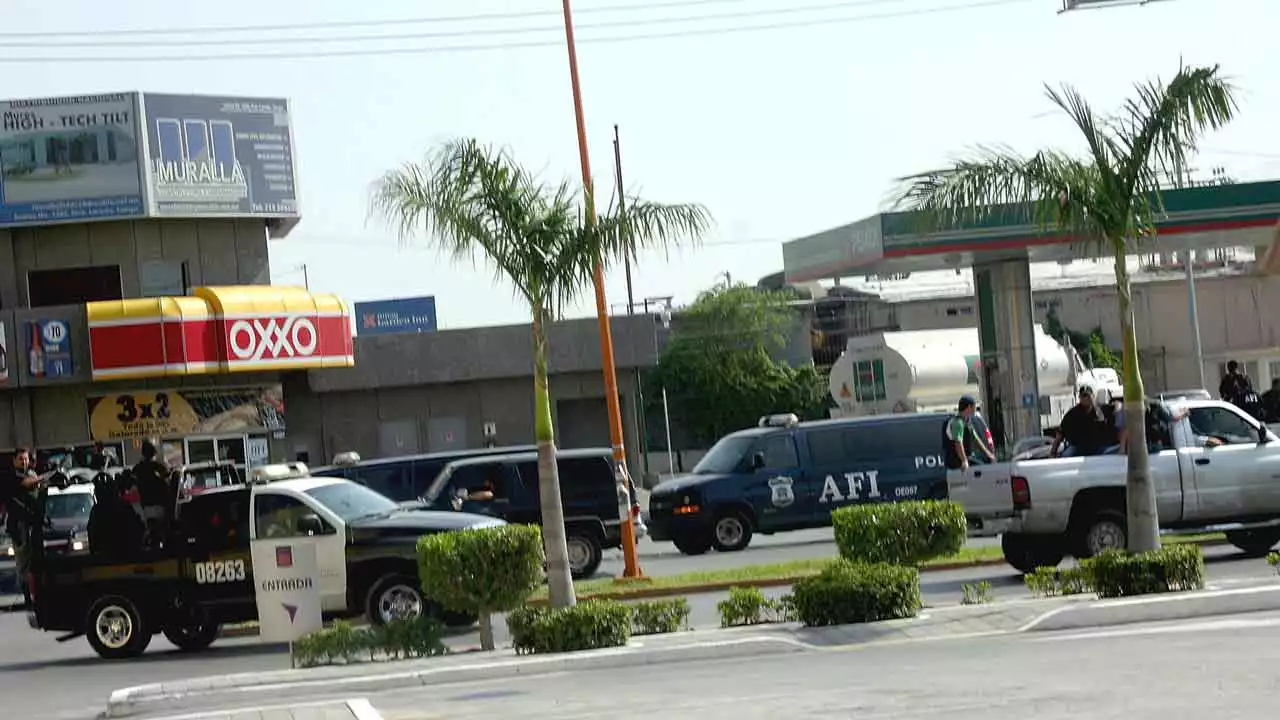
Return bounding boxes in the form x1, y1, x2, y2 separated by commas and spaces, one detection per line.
1112, 239, 1160, 553
532, 306, 577, 608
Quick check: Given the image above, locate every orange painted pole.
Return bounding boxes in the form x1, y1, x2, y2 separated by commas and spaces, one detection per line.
560, 0, 643, 578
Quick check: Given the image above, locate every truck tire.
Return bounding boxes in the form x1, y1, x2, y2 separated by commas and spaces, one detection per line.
1001, 533, 1066, 574
711, 510, 754, 553
1075, 509, 1127, 558
672, 531, 713, 556
163, 622, 220, 652
86, 595, 152, 659
1225, 529, 1280, 557
365, 574, 425, 626
566, 529, 603, 580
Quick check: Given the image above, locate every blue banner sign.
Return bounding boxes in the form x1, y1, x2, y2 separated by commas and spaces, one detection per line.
354, 297, 438, 336
0, 93, 145, 227
142, 93, 298, 218
28, 319, 74, 379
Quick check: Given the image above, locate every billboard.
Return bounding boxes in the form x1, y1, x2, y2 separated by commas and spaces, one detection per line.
27, 319, 74, 379
85, 385, 285, 441
0, 93, 145, 227
141, 93, 298, 218
354, 296, 438, 336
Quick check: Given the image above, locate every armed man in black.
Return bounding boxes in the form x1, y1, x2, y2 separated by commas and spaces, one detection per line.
3, 448, 40, 606
132, 440, 171, 548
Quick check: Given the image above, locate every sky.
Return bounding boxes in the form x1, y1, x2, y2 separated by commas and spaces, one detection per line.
3, 0, 1278, 329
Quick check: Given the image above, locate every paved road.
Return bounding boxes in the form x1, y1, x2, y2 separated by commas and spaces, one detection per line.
5, 542, 1273, 720
138, 610, 1280, 719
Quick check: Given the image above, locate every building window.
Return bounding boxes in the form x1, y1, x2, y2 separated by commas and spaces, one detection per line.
1035, 299, 1062, 311
854, 359, 887, 402
945, 306, 974, 317
140, 260, 189, 298
28, 265, 122, 308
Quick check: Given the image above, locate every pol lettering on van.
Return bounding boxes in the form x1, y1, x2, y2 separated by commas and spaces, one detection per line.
818, 470, 882, 504
915, 454, 945, 469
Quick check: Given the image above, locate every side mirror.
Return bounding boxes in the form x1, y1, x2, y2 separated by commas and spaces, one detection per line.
751, 452, 766, 471
298, 514, 325, 536
1259, 425, 1271, 444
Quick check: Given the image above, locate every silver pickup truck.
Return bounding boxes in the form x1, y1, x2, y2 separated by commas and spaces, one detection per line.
948, 399, 1280, 573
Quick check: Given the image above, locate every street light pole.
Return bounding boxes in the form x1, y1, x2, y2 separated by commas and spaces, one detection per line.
560, 0, 643, 579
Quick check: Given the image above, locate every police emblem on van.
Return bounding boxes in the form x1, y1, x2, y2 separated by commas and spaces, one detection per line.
768, 476, 795, 508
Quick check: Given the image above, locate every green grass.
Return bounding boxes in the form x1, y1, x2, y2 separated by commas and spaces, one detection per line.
530, 533, 1226, 602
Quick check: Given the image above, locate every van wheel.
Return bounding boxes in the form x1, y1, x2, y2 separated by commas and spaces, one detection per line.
712, 510, 753, 552
86, 595, 152, 659
1225, 529, 1280, 557
1001, 533, 1065, 574
672, 531, 713, 556
366, 574, 424, 626
1075, 510, 1127, 558
567, 531, 603, 580
163, 622, 220, 652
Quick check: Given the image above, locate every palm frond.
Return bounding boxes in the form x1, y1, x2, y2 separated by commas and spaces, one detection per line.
893, 146, 1109, 241
1043, 82, 1123, 202
594, 199, 712, 260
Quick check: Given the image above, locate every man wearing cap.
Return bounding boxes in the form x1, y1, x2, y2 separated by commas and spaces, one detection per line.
1052, 386, 1109, 457
943, 395, 996, 471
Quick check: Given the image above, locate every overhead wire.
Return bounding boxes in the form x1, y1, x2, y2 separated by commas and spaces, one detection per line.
0, 0, 1035, 62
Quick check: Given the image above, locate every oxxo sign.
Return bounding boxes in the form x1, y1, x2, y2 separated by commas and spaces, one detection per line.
229, 316, 318, 361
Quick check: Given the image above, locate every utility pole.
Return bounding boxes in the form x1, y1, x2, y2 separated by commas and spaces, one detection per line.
1174, 161, 1208, 390
614, 125, 650, 479
560, 0, 643, 579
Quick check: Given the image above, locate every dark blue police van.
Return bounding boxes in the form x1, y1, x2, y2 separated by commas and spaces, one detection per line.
647, 412, 951, 555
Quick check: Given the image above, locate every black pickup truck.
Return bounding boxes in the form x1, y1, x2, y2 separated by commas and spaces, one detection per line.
24, 463, 502, 659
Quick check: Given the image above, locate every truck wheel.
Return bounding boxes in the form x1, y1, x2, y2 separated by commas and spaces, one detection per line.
1225, 529, 1280, 557
712, 510, 754, 552
163, 622, 220, 652
566, 530, 603, 580
1075, 510, 1128, 558
672, 531, 713, 556
1001, 533, 1066, 574
86, 595, 152, 659
365, 574, 425, 626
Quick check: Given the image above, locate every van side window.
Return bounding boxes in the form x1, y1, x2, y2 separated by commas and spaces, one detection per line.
807, 429, 845, 465
352, 464, 412, 501
754, 435, 799, 469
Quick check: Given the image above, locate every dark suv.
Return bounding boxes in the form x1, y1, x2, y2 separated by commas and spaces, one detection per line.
312, 446, 537, 502
418, 448, 645, 579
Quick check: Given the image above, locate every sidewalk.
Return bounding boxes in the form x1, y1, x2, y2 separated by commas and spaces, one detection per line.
146, 698, 383, 720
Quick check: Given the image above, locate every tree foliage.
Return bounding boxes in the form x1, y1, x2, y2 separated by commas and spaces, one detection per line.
1042, 307, 1123, 373
652, 283, 831, 445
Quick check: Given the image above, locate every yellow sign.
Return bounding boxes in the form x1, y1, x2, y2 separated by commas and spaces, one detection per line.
88, 391, 202, 441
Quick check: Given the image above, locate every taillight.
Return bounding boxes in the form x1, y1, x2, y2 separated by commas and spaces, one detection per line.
632, 503, 642, 517
1011, 476, 1031, 510
985, 428, 995, 451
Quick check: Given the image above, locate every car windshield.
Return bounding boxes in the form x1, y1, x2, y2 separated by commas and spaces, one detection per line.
692, 436, 755, 475
47, 492, 94, 521
305, 482, 399, 522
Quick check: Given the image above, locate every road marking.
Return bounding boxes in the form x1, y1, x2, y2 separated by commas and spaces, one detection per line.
347, 698, 385, 720
144, 697, 379, 720
1027, 614, 1280, 643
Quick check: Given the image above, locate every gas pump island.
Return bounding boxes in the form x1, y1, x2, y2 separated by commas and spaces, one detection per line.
783, 180, 1280, 453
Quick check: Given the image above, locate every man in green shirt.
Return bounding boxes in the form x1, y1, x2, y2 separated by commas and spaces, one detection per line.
944, 396, 996, 470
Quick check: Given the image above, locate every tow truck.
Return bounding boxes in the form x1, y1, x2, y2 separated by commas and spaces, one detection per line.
24, 462, 502, 659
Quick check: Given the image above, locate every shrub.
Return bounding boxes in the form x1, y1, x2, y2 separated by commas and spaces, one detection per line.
1268, 551, 1280, 573
630, 598, 691, 636
717, 586, 795, 627
508, 600, 632, 654
1081, 545, 1205, 599
791, 560, 920, 627
290, 616, 447, 668
1024, 566, 1094, 597
417, 524, 545, 651
831, 500, 966, 566
961, 581, 992, 605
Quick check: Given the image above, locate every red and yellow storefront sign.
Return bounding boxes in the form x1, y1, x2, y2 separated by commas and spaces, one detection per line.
86, 286, 354, 381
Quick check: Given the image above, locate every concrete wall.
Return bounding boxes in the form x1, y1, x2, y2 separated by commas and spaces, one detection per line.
891, 273, 1280, 392
0, 218, 270, 311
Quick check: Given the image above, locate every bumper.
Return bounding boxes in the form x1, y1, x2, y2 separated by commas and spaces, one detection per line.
966, 516, 1014, 538
647, 512, 708, 542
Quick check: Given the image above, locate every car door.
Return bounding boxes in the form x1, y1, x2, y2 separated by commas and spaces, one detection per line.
177, 489, 255, 614
250, 490, 348, 612
1182, 405, 1280, 519
744, 433, 807, 530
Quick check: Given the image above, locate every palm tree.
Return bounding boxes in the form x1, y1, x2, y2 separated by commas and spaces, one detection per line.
370, 138, 711, 606
893, 64, 1238, 554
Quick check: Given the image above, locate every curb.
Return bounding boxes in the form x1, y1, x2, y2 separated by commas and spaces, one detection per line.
106, 635, 806, 718
1019, 582, 1280, 633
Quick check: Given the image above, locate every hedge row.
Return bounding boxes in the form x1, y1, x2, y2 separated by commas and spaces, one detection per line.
506, 598, 694, 654
792, 560, 921, 626
292, 618, 446, 668
831, 500, 966, 566
1026, 545, 1206, 599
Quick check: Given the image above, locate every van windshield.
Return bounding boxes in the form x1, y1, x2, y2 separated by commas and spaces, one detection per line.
692, 436, 754, 475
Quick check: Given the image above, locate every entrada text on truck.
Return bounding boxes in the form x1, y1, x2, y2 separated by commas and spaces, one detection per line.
949, 399, 1280, 573
648, 413, 953, 555
25, 464, 501, 659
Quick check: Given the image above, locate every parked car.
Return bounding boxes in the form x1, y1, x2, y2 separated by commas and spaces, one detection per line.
311, 445, 537, 502
648, 412, 954, 556
417, 448, 646, 579
950, 398, 1280, 572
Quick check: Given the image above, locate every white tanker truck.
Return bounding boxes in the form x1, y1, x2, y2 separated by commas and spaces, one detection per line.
828, 325, 1124, 431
